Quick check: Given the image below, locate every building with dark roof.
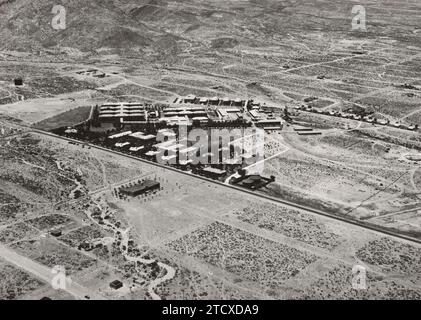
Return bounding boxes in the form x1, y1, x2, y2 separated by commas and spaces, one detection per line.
98, 103, 148, 123
120, 180, 161, 197
200, 167, 227, 179
256, 118, 284, 130
110, 280, 123, 290
241, 175, 264, 189
14, 78, 23, 86
50, 230, 62, 237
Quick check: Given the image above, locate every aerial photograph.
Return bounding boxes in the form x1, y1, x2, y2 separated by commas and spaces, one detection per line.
0, 0, 420, 304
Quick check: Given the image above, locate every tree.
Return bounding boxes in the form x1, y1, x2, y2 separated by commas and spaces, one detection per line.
238, 169, 247, 177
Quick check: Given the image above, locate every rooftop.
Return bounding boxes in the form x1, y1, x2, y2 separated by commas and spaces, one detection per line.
120, 180, 160, 194
202, 167, 226, 175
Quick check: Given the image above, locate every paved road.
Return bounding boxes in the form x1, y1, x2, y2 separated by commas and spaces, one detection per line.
0, 244, 106, 300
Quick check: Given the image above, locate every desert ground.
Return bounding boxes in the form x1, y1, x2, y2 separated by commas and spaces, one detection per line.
0, 131, 420, 300
0, 0, 420, 299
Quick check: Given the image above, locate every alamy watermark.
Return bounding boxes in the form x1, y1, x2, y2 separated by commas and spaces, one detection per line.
155, 126, 266, 173
39, 5, 66, 42
351, 264, 367, 290
51, 5, 67, 30
51, 265, 72, 290
352, 5, 367, 31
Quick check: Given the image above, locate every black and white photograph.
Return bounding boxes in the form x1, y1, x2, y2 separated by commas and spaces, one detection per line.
0, 0, 420, 307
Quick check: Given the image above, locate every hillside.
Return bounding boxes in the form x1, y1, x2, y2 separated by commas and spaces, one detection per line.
1, 0, 420, 56
0, 0, 160, 51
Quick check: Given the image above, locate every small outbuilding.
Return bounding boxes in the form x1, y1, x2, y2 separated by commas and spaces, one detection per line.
50, 230, 62, 237
14, 78, 23, 86
120, 180, 161, 197
110, 280, 123, 290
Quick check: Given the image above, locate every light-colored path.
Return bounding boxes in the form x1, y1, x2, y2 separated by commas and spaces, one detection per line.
0, 243, 106, 300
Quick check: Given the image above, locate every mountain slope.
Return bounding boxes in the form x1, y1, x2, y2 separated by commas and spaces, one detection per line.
0, 0, 160, 51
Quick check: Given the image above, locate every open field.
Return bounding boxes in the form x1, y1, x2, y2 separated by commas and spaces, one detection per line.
294, 262, 421, 300
26, 214, 78, 232
261, 149, 401, 214
33, 106, 92, 131
0, 222, 40, 245
0, 90, 98, 124
11, 239, 98, 275
155, 265, 259, 300
0, 258, 45, 300
257, 128, 421, 239
356, 237, 421, 282
168, 222, 319, 285
0, 0, 420, 300
231, 202, 342, 250
106, 84, 175, 102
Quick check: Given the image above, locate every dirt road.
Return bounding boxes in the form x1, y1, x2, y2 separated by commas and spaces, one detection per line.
0, 243, 106, 300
